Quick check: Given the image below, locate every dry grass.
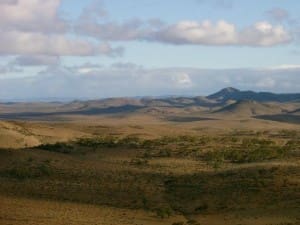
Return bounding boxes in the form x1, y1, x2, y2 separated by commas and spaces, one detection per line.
0, 110, 300, 224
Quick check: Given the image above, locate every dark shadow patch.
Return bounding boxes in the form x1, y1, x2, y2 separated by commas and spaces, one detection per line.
167, 116, 218, 122
0, 105, 144, 120
255, 114, 300, 124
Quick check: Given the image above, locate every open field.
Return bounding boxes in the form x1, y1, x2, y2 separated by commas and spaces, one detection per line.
1, 119, 300, 225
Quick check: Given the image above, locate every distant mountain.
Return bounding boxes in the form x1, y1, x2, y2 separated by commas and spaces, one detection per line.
207, 87, 240, 101
1, 87, 300, 120
207, 87, 300, 103
1, 87, 300, 105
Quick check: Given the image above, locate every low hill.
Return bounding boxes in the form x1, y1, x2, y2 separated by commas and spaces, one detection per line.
215, 100, 286, 117
0, 121, 89, 149
1, 87, 300, 120
0, 121, 40, 148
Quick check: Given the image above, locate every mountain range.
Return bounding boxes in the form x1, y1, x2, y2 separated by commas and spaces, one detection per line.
0, 87, 300, 123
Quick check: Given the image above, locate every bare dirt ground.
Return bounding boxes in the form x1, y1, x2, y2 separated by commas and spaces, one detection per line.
1, 195, 299, 225
0, 195, 185, 225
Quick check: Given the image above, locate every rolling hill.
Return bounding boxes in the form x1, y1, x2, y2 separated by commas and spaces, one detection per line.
0, 87, 299, 120
214, 100, 287, 117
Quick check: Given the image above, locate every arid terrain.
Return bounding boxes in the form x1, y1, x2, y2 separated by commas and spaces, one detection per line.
1, 88, 300, 225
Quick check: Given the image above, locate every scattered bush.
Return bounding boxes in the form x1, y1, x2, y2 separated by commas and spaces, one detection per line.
76, 136, 144, 149
187, 219, 200, 225
130, 158, 148, 166
203, 138, 290, 164
172, 222, 184, 225
155, 207, 173, 219
3, 163, 52, 180
37, 142, 75, 154
195, 203, 208, 212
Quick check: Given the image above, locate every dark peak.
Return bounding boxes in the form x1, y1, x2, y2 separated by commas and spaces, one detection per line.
220, 87, 240, 93
207, 87, 240, 100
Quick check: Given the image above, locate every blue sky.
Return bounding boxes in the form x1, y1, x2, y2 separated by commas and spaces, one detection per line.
59, 0, 300, 68
0, 0, 299, 100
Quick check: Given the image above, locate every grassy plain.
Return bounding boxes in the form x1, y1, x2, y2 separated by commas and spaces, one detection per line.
0, 108, 300, 225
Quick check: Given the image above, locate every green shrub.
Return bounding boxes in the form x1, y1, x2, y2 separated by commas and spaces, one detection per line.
37, 142, 74, 154
76, 136, 143, 149
3, 163, 52, 180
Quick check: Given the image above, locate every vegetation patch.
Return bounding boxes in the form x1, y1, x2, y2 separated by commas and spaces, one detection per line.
1, 162, 53, 180
202, 138, 292, 165
36, 142, 76, 154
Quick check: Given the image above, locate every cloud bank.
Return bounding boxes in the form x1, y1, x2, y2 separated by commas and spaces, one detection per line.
0, 0, 122, 57
74, 1, 294, 47
0, 0, 294, 57
77, 18, 292, 47
1, 65, 299, 100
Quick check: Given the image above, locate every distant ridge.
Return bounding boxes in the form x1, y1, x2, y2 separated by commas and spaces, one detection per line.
1, 87, 300, 104
1, 87, 300, 121
207, 87, 300, 103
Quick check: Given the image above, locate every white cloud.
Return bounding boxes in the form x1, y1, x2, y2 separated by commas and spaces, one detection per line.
256, 77, 276, 88
77, 17, 292, 47
75, 2, 292, 47
0, 0, 123, 57
264, 64, 300, 70
155, 20, 291, 46
154, 20, 237, 45
76, 18, 158, 41
0, 0, 294, 59
172, 73, 193, 87
0, 31, 123, 56
70, 63, 103, 74
0, 0, 67, 33
239, 21, 291, 46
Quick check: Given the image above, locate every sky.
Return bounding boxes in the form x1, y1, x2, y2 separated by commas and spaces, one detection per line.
0, 0, 299, 100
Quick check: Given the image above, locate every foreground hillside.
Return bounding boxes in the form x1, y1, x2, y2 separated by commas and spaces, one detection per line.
1, 130, 300, 225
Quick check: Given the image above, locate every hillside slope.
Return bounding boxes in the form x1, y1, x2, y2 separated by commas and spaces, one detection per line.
214, 100, 286, 117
